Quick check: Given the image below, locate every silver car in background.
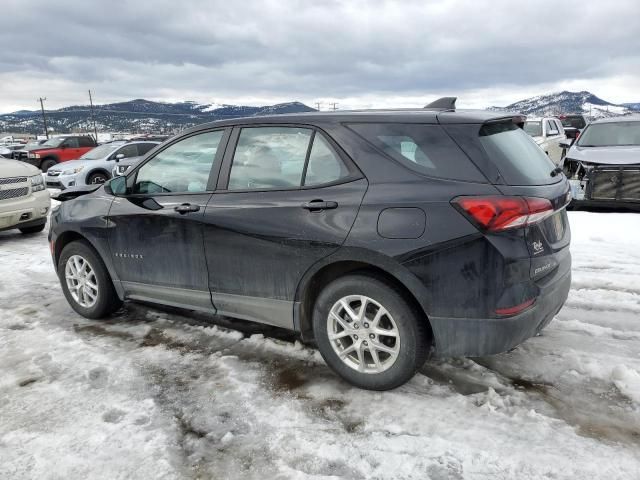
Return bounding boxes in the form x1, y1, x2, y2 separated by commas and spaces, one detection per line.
45, 140, 158, 190
562, 116, 640, 209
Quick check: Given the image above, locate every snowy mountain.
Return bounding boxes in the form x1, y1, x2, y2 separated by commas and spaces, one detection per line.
489, 91, 640, 119
0, 99, 316, 135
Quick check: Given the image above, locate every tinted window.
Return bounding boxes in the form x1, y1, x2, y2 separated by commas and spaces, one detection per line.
348, 123, 485, 182
78, 137, 95, 147
134, 130, 223, 194
137, 143, 157, 155
80, 143, 120, 160
478, 122, 557, 185
560, 115, 587, 129
115, 144, 139, 159
63, 138, 80, 148
304, 135, 349, 186
577, 121, 640, 147
228, 127, 312, 190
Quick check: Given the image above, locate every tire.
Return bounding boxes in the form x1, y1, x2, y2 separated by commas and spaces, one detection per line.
19, 223, 46, 234
41, 158, 57, 172
58, 240, 122, 319
312, 274, 430, 390
87, 171, 109, 185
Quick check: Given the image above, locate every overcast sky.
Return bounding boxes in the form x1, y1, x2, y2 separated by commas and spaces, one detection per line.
1, 0, 639, 113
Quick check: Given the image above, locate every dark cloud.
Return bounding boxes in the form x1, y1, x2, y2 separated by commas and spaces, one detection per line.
1, 0, 639, 111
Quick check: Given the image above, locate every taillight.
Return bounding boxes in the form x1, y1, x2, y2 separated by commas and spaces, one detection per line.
495, 298, 536, 316
452, 196, 554, 232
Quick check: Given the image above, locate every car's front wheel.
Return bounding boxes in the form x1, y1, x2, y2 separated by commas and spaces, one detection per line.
41, 158, 57, 172
313, 274, 430, 390
58, 241, 122, 319
87, 172, 109, 184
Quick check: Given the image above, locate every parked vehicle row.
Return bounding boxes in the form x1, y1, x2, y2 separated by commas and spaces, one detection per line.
45, 140, 159, 190
49, 101, 572, 390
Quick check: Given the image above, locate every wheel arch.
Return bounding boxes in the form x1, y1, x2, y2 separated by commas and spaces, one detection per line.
294, 249, 434, 347
53, 229, 124, 300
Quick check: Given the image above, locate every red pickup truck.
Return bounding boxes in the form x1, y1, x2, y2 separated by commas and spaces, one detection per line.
26, 136, 97, 172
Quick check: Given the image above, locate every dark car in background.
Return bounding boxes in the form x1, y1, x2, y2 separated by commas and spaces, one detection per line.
559, 114, 588, 140
562, 116, 640, 209
49, 101, 571, 390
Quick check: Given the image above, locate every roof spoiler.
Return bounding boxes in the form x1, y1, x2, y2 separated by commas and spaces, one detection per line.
483, 114, 527, 129
424, 97, 457, 111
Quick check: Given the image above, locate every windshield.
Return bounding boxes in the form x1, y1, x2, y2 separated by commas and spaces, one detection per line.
80, 143, 121, 160
523, 121, 542, 137
40, 138, 64, 148
577, 121, 640, 147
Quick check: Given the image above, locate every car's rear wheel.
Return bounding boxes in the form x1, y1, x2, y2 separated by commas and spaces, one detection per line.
313, 274, 430, 390
40, 158, 57, 172
58, 241, 122, 319
87, 172, 109, 184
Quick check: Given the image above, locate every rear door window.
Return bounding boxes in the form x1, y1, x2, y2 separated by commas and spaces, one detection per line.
228, 127, 313, 190
347, 123, 486, 182
478, 122, 557, 185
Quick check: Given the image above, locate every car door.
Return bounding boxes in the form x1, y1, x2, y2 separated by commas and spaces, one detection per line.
545, 119, 563, 163
202, 125, 367, 328
107, 128, 230, 312
61, 137, 82, 161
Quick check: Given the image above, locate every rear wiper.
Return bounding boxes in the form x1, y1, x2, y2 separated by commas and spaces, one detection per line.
550, 166, 563, 177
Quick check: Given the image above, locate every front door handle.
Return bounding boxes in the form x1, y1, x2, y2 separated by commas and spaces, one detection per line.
301, 200, 338, 211
174, 203, 200, 214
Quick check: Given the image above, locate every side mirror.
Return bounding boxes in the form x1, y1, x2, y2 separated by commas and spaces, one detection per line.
559, 139, 573, 150
114, 153, 125, 162
105, 175, 127, 196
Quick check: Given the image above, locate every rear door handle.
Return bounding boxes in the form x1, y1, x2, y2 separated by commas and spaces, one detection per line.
174, 203, 200, 214
301, 200, 338, 211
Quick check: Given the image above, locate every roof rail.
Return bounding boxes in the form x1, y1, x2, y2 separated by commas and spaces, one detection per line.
424, 97, 457, 111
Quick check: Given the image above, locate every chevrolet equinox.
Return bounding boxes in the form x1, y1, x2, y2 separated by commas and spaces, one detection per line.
50, 99, 572, 390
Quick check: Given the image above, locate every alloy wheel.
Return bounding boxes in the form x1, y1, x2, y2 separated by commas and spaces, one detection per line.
327, 295, 400, 374
65, 254, 99, 308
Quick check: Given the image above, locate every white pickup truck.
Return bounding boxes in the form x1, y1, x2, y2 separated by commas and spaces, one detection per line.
523, 117, 567, 165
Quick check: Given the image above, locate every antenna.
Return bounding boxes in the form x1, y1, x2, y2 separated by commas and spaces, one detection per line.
38, 97, 49, 138
424, 97, 457, 110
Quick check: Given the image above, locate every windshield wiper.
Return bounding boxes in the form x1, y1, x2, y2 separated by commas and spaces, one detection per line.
550, 166, 563, 177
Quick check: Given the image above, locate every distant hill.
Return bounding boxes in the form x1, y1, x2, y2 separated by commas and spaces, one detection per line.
489, 91, 640, 119
0, 99, 316, 135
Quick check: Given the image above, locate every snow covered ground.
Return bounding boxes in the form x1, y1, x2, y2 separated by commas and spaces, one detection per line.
1, 211, 639, 480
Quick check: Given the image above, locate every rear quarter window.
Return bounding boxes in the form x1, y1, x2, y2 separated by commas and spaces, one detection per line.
347, 123, 487, 182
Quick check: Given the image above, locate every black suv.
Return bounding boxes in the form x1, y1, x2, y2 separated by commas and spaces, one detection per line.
50, 101, 572, 390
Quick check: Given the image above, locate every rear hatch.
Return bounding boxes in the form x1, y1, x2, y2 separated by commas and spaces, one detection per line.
442, 116, 571, 313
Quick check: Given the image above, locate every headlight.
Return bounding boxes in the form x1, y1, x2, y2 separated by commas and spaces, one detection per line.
28, 153, 41, 159
61, 166, 84, 175
30, 175, 45, 192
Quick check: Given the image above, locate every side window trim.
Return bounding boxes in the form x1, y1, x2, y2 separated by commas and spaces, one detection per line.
216, 124, 363, 192
124, 127, 231, 196
300, 130, 316, 187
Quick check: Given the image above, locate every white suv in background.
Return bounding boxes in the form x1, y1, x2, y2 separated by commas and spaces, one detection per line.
523, 117, 567, 164
0, 158, 51, 234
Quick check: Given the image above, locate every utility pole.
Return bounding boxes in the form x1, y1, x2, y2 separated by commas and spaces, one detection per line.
315, 102, 322, 111
88, 89, 98, 141
38, 97, 49, 139
330, 102, 338, 111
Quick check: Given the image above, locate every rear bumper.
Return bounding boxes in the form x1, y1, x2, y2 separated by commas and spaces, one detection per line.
429, 266, 571, 357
